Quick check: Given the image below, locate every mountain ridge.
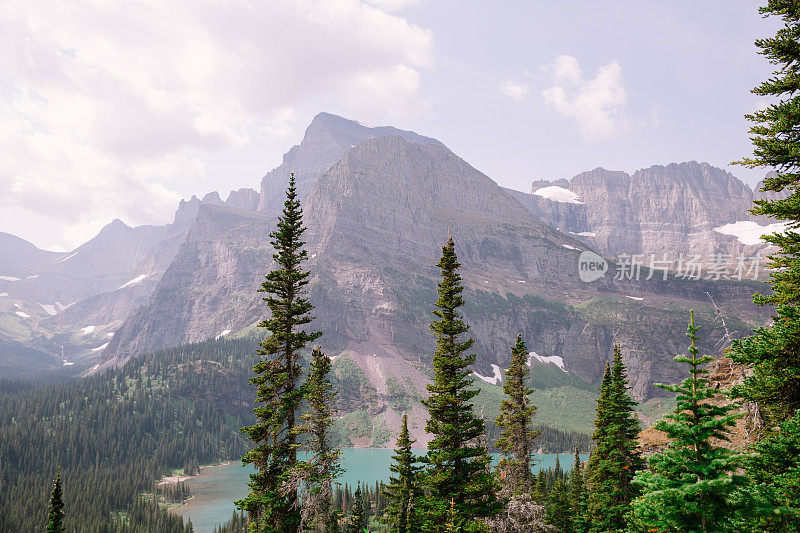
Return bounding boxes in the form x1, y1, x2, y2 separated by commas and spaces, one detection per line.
0, 114, 776, 445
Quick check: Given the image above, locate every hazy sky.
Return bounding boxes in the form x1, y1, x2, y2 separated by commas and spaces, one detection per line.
0, 1, 781, 251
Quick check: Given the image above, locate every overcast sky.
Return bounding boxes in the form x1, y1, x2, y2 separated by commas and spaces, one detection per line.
0, 1, 781, 251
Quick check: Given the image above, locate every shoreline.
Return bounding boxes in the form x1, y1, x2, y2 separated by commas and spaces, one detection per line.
158, 460, 234, 514
157, 460, 233, 487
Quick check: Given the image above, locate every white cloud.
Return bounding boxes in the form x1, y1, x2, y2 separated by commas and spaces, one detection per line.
365, 0, 421, 11
0, 0, 433, 249
500, 79, 530, 101
343, 64, 427, 120
542, 55, 626, 141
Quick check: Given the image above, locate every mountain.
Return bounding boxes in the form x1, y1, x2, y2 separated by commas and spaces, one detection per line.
103, 204, 275, 364
0, 114, 449, 374
0, 233, 60, 277
98, 125, 768, 444
508, 162, 785, 267
0, 197, 215, 369
0, 112, 778, 444
257, 112, 443, 215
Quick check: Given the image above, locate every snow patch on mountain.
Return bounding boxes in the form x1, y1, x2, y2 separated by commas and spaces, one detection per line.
118, 274, 148, 290
472, 364, 503, 385
81, 325, 96, 335
57, 251, 79, 263
713, 220, 790, 246
15, 311, 30, 318
0, 276, 20, 281
40, 303, 58, 315
533, 186, 582, 204
91, 343, 109, 352
625, 295, 644, 301
527, 352, 567, 372
215, 329, 231, 340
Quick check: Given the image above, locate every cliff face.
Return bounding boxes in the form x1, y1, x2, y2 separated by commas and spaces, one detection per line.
518, 162, 781, 267
103, 204, 275, 362
257, 112, 443, 215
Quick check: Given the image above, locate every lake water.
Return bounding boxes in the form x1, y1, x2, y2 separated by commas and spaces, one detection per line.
175, 449, 587, 532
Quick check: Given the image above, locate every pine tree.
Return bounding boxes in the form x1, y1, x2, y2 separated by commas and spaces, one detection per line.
384, 414, 423, 533
585, 344, 642, 533
745, 409, 800, 531
628, 310, 753, 533
584, 365, 612, 531
546, 478, 572, 533
728, 5, 800, 529
236, 173, 321, 533
421, 236, 501, 532
569, 446, 587, 533
608, 345, 644, 502
730, 0, 800, 430
293, 347, 342, 530
46, 468, 65, 533
351, 483, 366, 532
495, 335, 539, 497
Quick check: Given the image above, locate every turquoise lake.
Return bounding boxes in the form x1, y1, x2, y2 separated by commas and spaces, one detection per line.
175, 449, 588, 533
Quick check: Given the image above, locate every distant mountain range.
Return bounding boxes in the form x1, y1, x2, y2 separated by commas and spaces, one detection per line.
506, 163, 785, 263
0, 112, 777, 442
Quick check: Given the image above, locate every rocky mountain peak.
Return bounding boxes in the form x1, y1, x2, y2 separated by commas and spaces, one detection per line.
224, 188, 260, 211
201, 192, 224, 206
95, 219, 133, 239
305, 134, 542, 248
257, 112, 443, 214
515, 162, 775, 263
173, 196, 202, 228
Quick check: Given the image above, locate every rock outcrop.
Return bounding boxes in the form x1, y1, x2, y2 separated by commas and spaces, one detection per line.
517, 162, 782, 268
257, 112, 443, 215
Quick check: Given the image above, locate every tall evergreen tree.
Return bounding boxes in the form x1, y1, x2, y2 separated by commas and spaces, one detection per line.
731, 3, 800, 528
731, 0, 800, 431
608, 345, 644, 502
495, 335, 539, 496
293, 347, 342, 531
585, 345, 642, 533
569, 446, 587, 533
546, 477, 572, 533
384, 414, 423, 533
584, 365, 612, 531
236, 173, 321, 533
744, 409, 800, 532
628, 310, 753, 533
351, 483, 366, 533
422, 236, 501, 532
46, 468, 65, 533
